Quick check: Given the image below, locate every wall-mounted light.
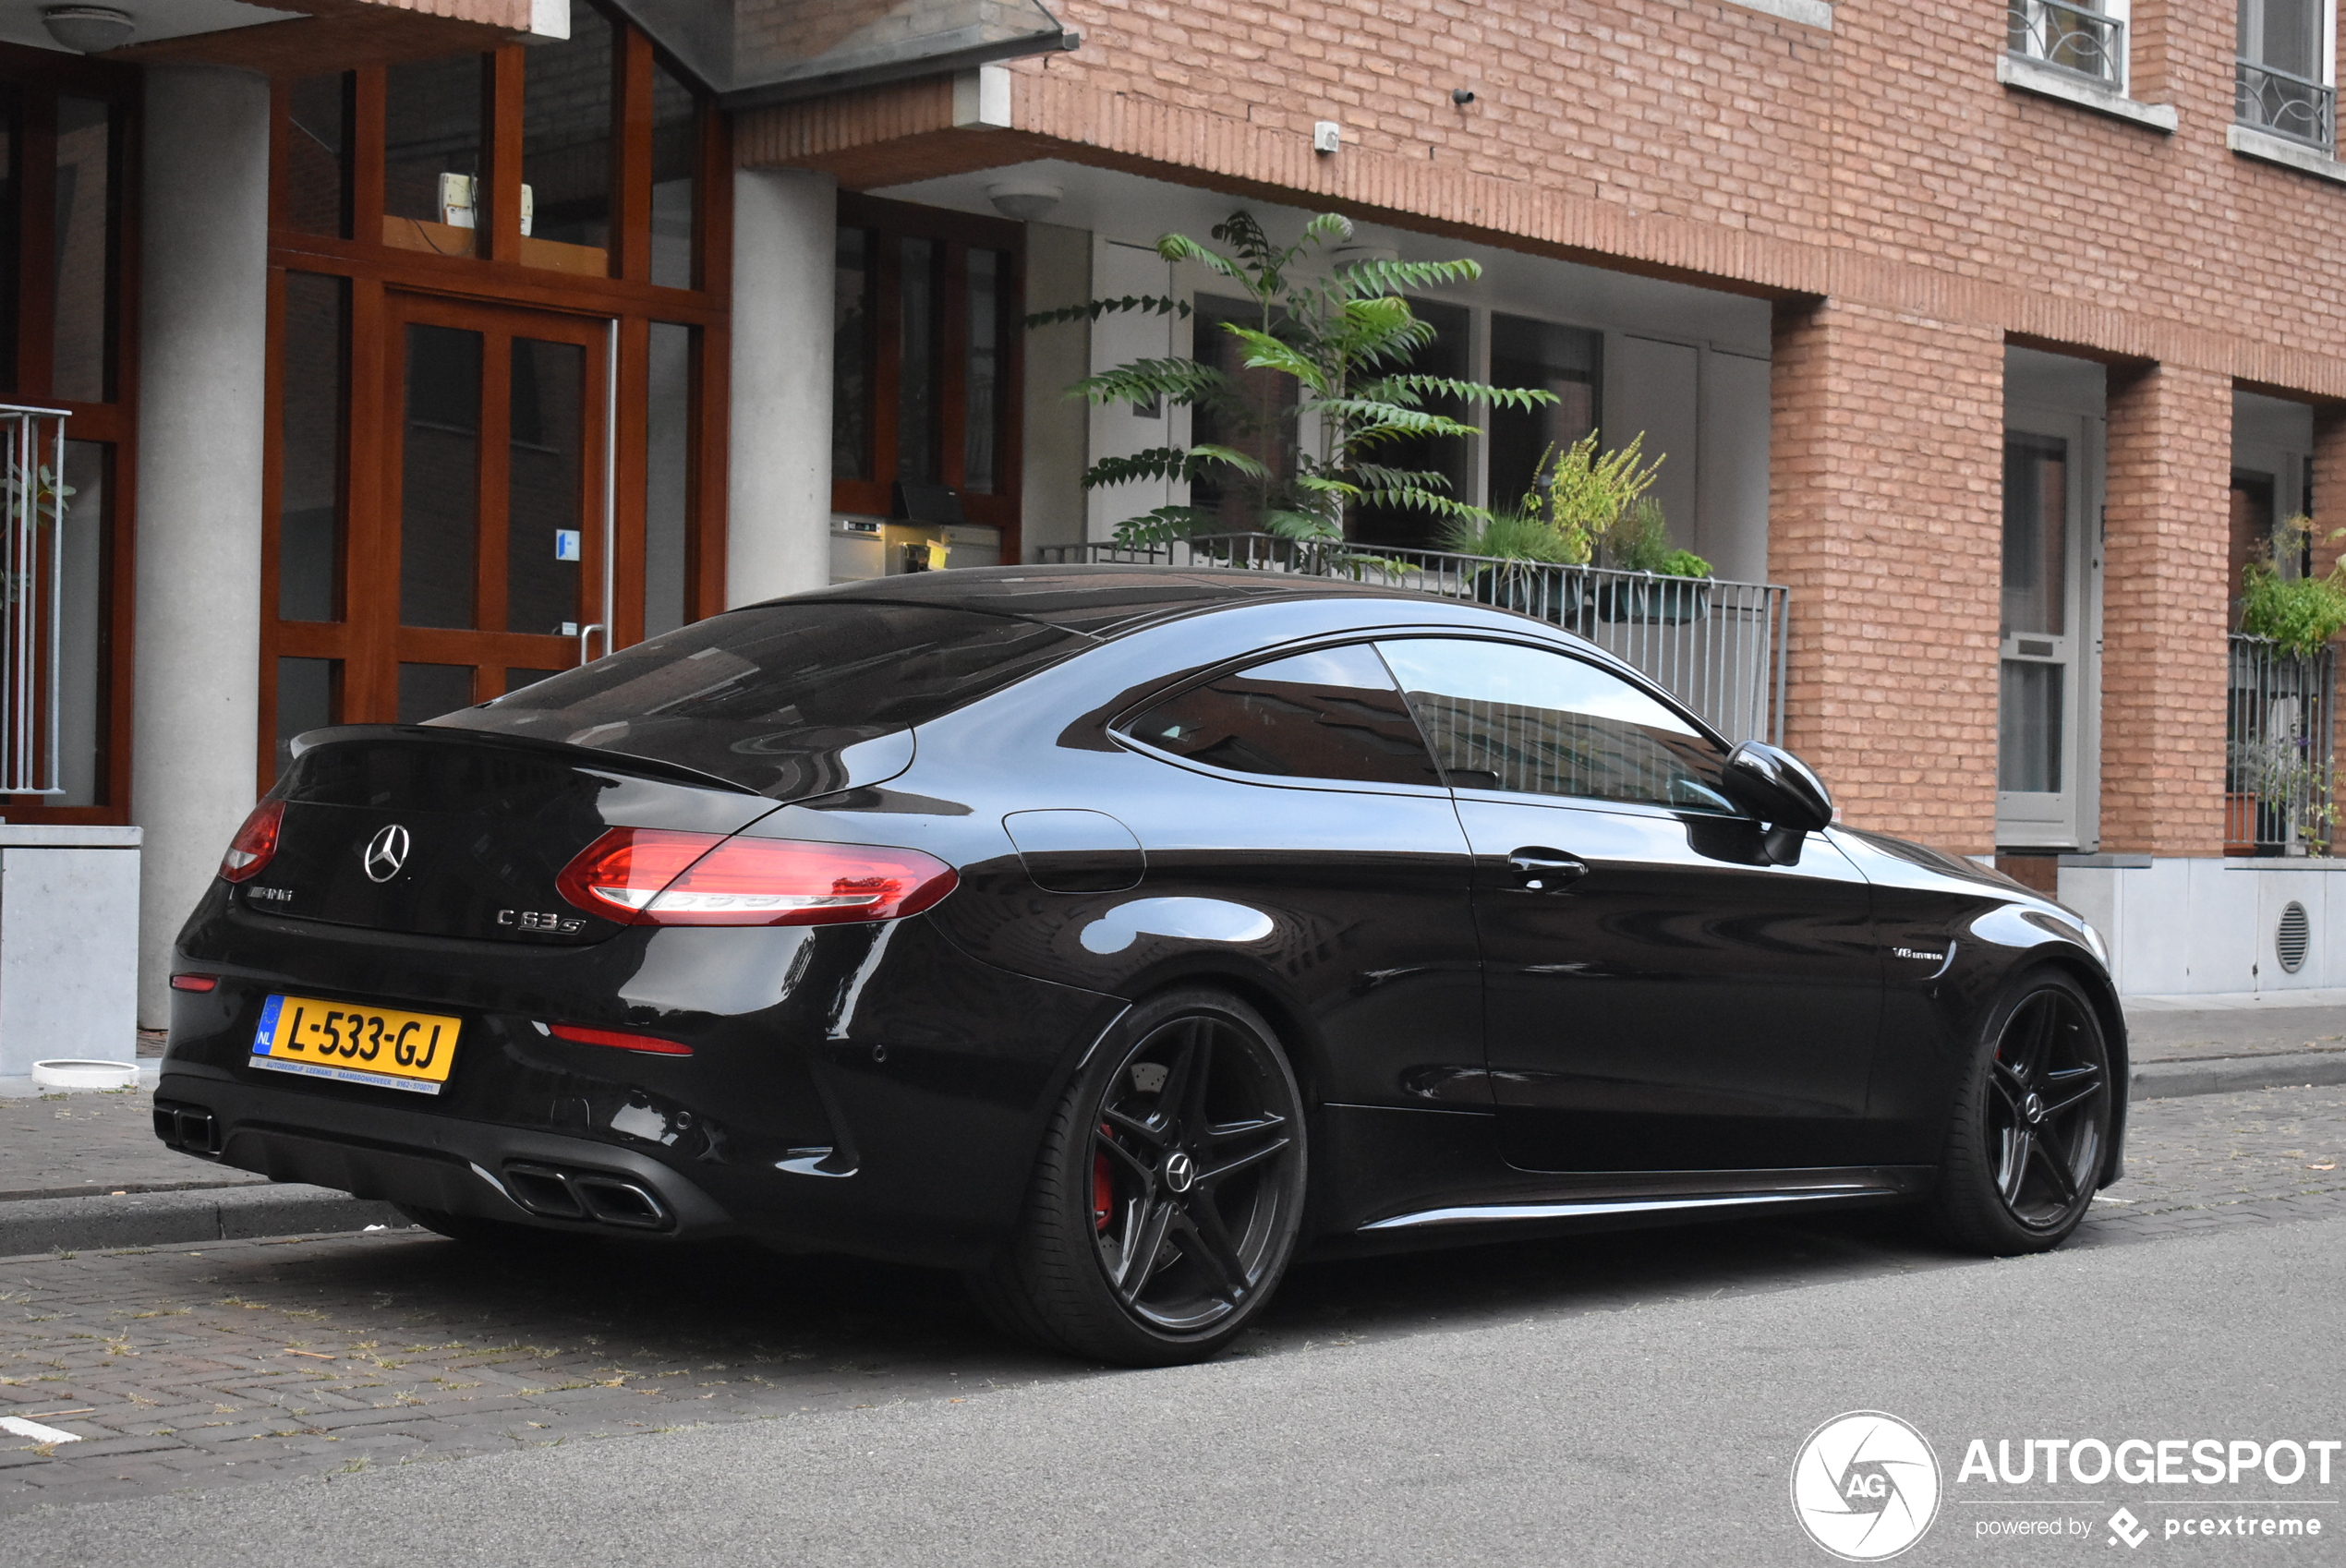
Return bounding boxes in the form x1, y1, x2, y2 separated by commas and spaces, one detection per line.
1313, 121, 1342, 155
986, 179, 1063, 222
42, 4, 134, 52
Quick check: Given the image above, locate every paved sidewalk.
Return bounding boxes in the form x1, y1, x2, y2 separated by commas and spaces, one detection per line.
0, 1083, 2339, 1516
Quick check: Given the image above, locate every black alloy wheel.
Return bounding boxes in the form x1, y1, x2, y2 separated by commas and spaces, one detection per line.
1929, 971, 2113, 1253
967, 989, 1308, 1366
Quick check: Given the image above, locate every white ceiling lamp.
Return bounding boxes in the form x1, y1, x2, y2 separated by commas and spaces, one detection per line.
987, 179, 1063, 222
42, 4, 135, 52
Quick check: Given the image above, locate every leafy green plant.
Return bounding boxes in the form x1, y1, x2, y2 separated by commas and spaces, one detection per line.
1438, 507, 1580, 563
1034, 211, 1556, 547
2239, 515, 2346, 657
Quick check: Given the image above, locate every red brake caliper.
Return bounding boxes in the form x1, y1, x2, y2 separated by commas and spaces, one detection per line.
1093, 1123, 1116, 1232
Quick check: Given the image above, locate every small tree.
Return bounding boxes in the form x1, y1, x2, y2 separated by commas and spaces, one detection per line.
1033, 211, 1554, 548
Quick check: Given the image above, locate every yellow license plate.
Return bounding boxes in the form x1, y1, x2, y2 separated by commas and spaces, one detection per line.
250, 994, 462, 1095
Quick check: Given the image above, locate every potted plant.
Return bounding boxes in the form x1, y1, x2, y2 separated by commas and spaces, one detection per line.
1592, 488, 1712, 624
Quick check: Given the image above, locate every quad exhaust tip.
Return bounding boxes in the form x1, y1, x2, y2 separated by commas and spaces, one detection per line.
502, 1161, 672, 1231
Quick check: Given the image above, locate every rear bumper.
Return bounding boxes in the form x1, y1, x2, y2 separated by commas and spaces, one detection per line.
160, 904, 1129, 1269
157, 1068, 738, 1240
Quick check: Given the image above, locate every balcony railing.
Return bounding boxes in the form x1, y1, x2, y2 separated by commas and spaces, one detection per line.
2227, 633, 2337, 856
2237, 57, 2337, 151
2007, 0, 2125, 88
1036, 534, 1790, 745
1, 404, 69, 798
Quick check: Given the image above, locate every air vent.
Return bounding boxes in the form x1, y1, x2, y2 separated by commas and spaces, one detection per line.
2277, 900, 2311, 974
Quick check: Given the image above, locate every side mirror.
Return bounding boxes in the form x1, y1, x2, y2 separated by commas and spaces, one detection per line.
1722, 742, 1834, 836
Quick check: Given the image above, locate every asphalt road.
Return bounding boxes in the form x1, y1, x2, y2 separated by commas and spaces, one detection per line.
10, 1206, 2344, 1566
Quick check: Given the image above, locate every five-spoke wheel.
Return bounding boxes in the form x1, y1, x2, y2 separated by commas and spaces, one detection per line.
1929, 970, 2114, 1253
968, 989, 1307, 1365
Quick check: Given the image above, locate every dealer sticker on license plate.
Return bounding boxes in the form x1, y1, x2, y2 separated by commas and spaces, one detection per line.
250, 994, 461, 1095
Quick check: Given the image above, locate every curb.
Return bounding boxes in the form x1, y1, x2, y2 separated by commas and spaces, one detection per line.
0, 1183, 404, 1260
2132, 1051, 2346, 1101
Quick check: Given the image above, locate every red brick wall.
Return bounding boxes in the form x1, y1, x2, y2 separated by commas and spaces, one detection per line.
742, 0, 2346, 399
2101, 363, 2234, 856
1769, 296, 2005, 853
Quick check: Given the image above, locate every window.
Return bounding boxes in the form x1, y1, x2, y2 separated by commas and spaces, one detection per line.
441, 602, 1079, 793
2008, 0, 2128, 90
2239, 0, 2336, 149
1378, 638, 1735, 811
1487, 317, 1600, 519
829, 195, 1023, 542
1125, 645, 1445, 787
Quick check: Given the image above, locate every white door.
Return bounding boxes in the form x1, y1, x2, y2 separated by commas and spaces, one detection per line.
1998, 409, 2102, 850
1085, 237, 1187, 542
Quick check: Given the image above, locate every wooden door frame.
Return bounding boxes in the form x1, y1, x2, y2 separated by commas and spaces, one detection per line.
367, 292, 612, 717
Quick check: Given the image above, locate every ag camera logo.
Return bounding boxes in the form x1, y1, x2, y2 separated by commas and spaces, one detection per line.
1792, 1411, 1942, 1561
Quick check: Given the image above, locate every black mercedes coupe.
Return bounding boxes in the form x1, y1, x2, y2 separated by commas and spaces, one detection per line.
156, 567, 2125, 1366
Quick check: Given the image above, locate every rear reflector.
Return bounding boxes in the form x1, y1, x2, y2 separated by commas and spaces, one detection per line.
169, 974, 219, 993
548, 1022, 693, 1055
219, 799, 285, 884
555, 828, 958, 928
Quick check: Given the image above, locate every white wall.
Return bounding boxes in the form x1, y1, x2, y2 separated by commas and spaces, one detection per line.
1021, 222, 1091, 558
2061, 859, 2346, 996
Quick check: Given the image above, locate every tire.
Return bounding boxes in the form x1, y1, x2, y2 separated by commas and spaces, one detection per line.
966, 988, 1310, 1366
1927, 969, 2114, 1255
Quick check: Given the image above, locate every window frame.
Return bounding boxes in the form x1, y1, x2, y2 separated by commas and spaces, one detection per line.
830, 191, 1025, 551
260, 9, 733, 793
0, 46, 140, 824
1110, 637, 1454, 799
1373, 633, 1745, 819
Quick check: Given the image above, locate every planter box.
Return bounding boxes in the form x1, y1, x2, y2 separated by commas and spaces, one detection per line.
1470, 565, 1581, 625
1595, 576, 1712, 624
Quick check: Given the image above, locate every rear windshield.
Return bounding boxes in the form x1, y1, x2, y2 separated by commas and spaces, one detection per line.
430, 601, 1085, 793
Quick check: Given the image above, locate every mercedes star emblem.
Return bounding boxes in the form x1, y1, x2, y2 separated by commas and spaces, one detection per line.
362, 823, 412, 884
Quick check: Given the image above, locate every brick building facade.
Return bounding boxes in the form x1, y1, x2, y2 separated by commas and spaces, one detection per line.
1, 0, 2340, 1040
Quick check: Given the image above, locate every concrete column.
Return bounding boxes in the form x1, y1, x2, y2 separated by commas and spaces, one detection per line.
131, 68, 271, 1027
727, 166, 836, 608
2099, 362, 2232, 856
1767, 296, 2005, 855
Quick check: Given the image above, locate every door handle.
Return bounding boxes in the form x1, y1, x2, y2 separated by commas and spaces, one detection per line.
1506, 848, 1589, 893
576, 622, 604, 667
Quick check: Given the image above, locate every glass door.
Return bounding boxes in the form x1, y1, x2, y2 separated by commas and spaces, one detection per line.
1998, 412, 2100, 850
365, 294, 613, 723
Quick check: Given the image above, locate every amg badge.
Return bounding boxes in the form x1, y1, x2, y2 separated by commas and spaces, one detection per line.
499, 909, 586, 935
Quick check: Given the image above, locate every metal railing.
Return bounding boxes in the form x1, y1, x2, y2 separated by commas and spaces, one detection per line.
2227, 633, 2336, 856
2237, 57, 2337, 150
1038, 534, 1790, 744
1, 405, 68, 798
2007, 0, 2125, 87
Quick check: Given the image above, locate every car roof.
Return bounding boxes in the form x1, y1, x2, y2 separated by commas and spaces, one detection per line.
778, 564, 1447, 639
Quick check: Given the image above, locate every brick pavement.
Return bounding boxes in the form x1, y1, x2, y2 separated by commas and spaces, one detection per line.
4, 1085, 2344, 1515
0, 1092, 266, 1202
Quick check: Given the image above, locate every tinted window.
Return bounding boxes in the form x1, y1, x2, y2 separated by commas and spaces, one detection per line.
1126, 644, 1443, 787
432, 602, 1082, 793
1377, 638, 1735, 811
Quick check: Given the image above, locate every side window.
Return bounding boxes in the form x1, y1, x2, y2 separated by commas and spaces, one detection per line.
1376, 638, 1735, 812
1124, 644, 1445, 788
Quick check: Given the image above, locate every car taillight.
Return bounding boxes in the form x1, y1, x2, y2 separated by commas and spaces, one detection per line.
170, 974, 219, 993
549, 1022, 693, 1055
555, 828, 959, 927
219, 800, 285, 884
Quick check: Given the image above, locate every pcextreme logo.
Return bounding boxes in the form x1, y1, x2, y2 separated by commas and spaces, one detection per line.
1792, 1411, 1943, 1562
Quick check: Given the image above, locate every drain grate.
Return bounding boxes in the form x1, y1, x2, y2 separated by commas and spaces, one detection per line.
2277, 900, 2311, 974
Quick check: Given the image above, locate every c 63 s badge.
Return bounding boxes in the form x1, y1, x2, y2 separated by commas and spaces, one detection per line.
499, 910, 586, 935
